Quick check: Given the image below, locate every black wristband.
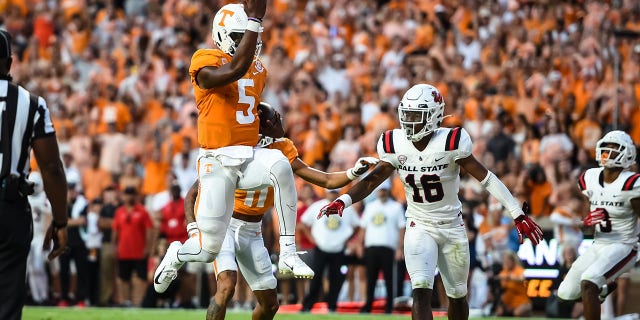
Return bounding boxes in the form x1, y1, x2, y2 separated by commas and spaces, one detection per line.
53, 220, 68, 228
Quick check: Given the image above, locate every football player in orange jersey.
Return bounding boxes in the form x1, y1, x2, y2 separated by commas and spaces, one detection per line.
184, 102, 378, 320
154, 0, 313, 293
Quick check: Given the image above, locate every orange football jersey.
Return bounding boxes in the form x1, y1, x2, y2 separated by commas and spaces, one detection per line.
234, 139, 298, 216
189, 48, 268, 149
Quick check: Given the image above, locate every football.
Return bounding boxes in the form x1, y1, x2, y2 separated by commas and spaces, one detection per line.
258, 102, 276, 128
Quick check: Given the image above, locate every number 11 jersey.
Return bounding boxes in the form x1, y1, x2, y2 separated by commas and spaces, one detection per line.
377, 127, 472, 224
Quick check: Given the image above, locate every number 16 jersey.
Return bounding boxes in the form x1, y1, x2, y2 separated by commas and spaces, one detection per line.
578, 168, 640, 244
377, 127, 472, 224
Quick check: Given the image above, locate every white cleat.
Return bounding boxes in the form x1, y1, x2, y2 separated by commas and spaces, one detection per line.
153, 241, 184, 293
278, 252, 314, 279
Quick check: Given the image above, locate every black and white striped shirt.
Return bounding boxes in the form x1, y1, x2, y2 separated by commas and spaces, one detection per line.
0, 80, 55, 180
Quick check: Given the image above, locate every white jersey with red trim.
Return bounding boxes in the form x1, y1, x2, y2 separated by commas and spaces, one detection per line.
578, 167, 640, 244
377, 127, 472, 224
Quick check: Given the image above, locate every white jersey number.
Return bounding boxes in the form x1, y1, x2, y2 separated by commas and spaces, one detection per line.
236, 79, 256, 124
244, 187, 269, 208
405, 174, 444, 203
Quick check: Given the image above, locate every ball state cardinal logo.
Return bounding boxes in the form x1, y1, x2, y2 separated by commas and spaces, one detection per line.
432, 90, 443, 103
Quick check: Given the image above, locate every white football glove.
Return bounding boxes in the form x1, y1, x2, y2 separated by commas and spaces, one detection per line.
346, 157, 379, 180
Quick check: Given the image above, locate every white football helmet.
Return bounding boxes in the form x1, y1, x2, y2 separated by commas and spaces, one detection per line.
211, 4, 262, 56
398, 84, 445, 142
596, 130, 636, 169
28, 171, 44, 195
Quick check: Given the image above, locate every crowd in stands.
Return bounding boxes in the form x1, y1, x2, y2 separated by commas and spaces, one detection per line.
4, 0, 640, 315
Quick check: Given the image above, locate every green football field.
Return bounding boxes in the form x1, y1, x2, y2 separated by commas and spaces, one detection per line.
23, 307, 410, 320
22, 307, 556, 320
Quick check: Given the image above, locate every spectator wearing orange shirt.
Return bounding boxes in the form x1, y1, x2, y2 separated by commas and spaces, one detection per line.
522, 164, 552, 219
496, 251, 532, 317
141, 146, 171, 203
572, 104, 602, 158
82, 152, 113, 202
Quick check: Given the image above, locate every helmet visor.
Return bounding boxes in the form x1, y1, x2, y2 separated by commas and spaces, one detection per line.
229, 32, 244, 48
597, 142, 624, 167
399, 109, 425, 124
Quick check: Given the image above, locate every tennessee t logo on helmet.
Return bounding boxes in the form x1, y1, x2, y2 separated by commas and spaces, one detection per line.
218, 9, 235, 26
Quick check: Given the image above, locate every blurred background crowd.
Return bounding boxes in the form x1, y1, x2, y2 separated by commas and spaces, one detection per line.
3, 0, 640, 316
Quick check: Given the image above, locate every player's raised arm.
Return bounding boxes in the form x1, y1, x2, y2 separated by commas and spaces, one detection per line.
291, 157, 379, 189
457, 153, 543, 245
196, 0, 266, 89
317, 162, 395, 218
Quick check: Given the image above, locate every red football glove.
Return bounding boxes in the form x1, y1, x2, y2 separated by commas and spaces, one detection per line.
583, 208, 607, 227
514, 202, 544, 245
318, 200, 345, 219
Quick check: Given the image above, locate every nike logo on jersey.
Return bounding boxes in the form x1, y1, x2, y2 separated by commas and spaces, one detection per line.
398, 164, 449, 172
435, 156, 446, 162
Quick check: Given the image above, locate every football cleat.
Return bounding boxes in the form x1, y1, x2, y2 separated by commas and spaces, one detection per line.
153, 241, 184, 293
278, 252, 314, 279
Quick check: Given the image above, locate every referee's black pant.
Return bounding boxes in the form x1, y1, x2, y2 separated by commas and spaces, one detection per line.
0, 197, 33, 320
302, 247, 347, 312
362, 246, 395, 313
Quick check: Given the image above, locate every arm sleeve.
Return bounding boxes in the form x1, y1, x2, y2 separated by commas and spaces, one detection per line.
480, 171, 523, 219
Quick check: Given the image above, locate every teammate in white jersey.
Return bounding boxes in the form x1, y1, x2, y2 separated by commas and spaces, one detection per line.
557, 131, 640, 320
319, 83, 543, 320
26, 172, 54, 304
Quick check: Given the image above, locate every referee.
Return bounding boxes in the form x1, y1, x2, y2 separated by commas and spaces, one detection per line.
0, 29, 68, 320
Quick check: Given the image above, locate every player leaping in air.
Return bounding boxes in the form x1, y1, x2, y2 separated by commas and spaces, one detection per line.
185, 102, 378, 320
318, 83, 543, 320
154, 0, 314, 294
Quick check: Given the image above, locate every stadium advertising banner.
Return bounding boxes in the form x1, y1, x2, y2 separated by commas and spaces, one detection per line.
518, 231, 593, 307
